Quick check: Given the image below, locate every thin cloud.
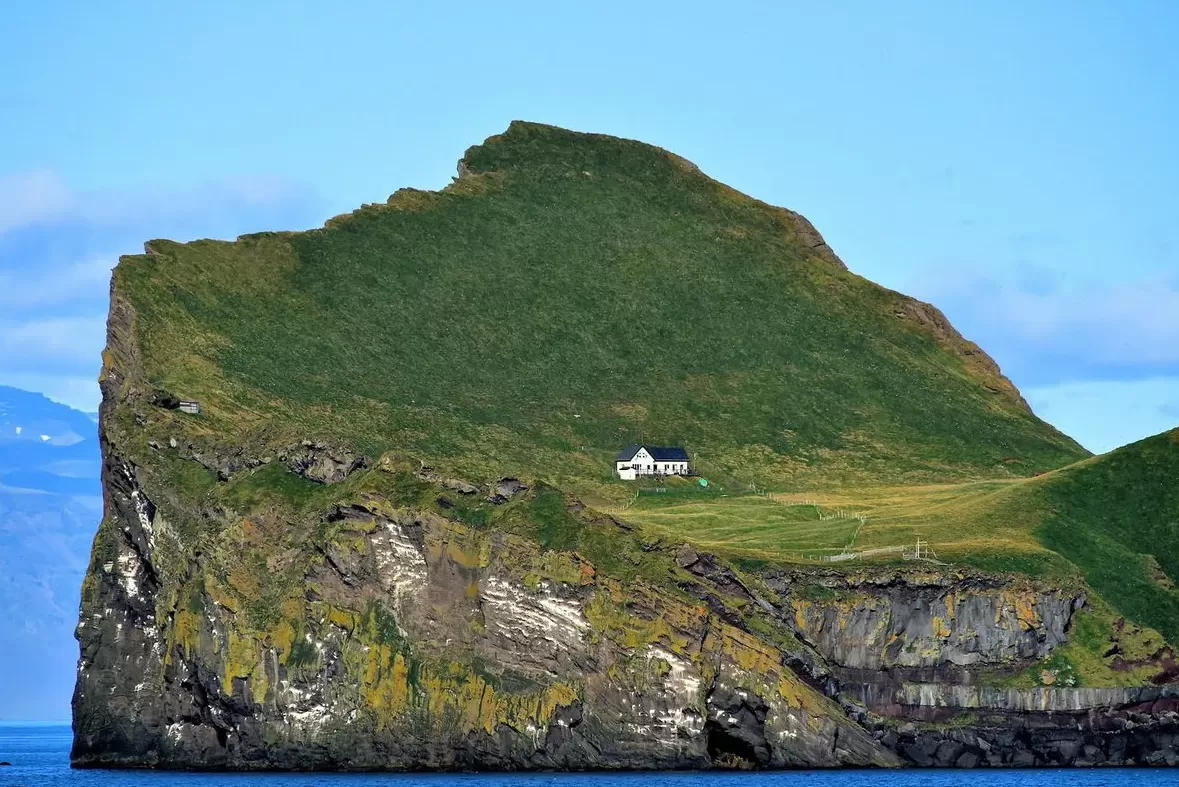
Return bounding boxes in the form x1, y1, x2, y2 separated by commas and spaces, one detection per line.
912, 268, 1179, 385
0, 256, 114, 308
1026, 376, 1179, 454
0, 170, 317, 238
0, 171, 324, 412
0, 316, 108, 368
0, 171, 73, 235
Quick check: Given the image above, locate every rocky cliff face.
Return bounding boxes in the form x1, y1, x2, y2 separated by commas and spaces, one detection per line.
74, 422, 1179, 770
72, 457, 892, 769
71, 292, 1179, 768
769, 568, 1179, 766
74, 440, 1179, 770
775, 569, 1081, 670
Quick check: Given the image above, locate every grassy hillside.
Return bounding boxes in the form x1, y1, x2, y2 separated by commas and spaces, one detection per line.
619, 428, 1179, 662
114, 121, 1085, 494
613, 476, 1073, 581
1035, 428, 1179, 643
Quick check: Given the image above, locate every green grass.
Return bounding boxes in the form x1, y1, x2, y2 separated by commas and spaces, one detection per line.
619, 430, 1179, 655
1034, 429, 1179, 643
614, 476, 1076, 578
498, 482, 672, 583
220, 462, 327, 511
115, 121, 1086, 495
619, 495, 859, 558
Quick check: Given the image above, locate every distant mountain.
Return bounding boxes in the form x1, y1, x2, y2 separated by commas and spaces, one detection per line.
0, 386, 99, 721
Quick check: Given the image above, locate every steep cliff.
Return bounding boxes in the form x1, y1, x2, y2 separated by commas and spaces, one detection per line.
73, 122, 1178, 769
73, 430, 894, 768
771, 568, 1179, 766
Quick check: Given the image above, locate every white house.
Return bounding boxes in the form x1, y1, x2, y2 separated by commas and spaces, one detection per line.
615, 445, 691, 480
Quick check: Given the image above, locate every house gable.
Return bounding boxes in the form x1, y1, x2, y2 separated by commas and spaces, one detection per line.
615, 444, 642, 462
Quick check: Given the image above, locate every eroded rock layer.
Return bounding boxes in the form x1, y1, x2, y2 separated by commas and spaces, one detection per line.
73, 448, 894, 769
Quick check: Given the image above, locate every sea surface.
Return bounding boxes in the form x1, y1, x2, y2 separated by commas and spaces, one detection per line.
1, 726, 1174, 786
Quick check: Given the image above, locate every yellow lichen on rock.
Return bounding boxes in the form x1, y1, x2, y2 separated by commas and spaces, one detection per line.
792, 599, 812, 632
221, 630, 268, 703
530, 549, 595, 586
1013, 592, 1041, 631
711, 623, 781, 674
226, 561, 261, 602
361, 646, 411, 721
776, 672, 821, 713
584, 580, 702, 656
204, 574, 240, 613
428, 524, 492, 569
269, 620, 296, 662
169, 607, 202, 661
931, 616, 951, 639
358, 650, 579, 736
325, 604, 358, 632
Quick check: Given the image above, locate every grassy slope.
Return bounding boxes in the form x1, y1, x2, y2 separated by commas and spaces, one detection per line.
628, 429, 1179, 684
643, 430, 1179, 620
1035, 428, 1179, 643
621, 489, 861, 557
115, 121, 1085, 499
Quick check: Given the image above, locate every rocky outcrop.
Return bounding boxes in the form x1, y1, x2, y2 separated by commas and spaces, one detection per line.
73, 403, 894, 770
778, 208, 848, 271
74, 409, 1179, 772
488, 478, 528, 504
75, 440, 1179, 771
753, 566, 1179, 767
281, 441, 369, 484
75, 398, 1178, 772
769, 569, 1082, 670
878, 708, 1179, 767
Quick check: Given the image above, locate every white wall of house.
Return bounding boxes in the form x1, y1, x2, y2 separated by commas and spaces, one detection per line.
616, 448, 690, 479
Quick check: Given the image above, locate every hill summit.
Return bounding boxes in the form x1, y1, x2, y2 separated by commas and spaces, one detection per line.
115, 121, 1084, 494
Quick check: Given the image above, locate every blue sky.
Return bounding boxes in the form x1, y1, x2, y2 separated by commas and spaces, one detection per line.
2, 1, 1177, 452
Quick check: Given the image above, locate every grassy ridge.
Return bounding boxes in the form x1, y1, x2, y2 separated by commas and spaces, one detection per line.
115, 121, 1084, 492
1035, 429, 1179, 643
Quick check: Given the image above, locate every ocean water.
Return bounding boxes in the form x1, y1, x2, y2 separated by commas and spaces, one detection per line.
0, 726, 1174, 787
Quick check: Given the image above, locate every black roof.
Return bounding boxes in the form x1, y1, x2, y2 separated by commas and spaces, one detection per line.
615, 444, 690, 462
